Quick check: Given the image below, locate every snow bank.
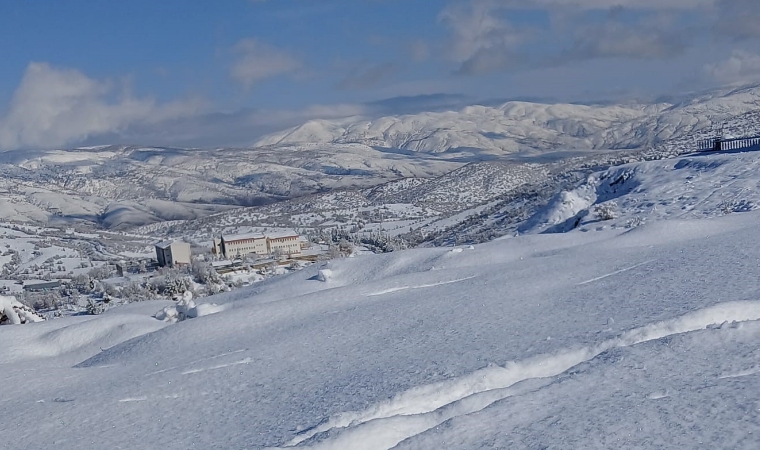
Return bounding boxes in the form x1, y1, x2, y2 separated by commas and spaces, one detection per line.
277, 300, 760, 450
154, 292, 225, 323
317, 268, 334, 282
0, 313, 167, 364
521, 180, 597, 233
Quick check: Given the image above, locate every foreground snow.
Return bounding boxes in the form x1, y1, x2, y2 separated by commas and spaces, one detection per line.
2, 211, 760, 449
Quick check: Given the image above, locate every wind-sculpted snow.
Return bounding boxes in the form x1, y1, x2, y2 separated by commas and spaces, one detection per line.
275, 301, 760, 450
3, 211, 760, 448
0, 303, 170, 364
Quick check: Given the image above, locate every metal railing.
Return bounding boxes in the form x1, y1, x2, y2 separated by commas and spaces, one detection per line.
697, 135, 760, 152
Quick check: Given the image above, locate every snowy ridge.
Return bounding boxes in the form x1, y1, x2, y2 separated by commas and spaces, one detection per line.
256, 84, 760, 154
139, 85, 760, 245
256, 102, 666, 153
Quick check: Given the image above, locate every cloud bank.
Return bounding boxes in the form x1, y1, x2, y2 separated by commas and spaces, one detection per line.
0, 63, 204, 151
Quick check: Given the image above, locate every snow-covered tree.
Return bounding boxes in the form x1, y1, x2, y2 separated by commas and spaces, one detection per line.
594, 201, 617, 221
191, 260, 221, 285
0, 296, 45, 325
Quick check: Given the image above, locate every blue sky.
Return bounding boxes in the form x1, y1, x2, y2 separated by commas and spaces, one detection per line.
1, 0, 759, 150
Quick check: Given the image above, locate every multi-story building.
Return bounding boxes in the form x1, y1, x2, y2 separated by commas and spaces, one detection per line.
216, 233, 269, 259
265, 232, 302, 256
214, 231, 301, 259
155, 241, 192, 267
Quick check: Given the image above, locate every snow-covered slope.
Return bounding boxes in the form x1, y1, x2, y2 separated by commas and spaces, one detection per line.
3, 210, 760, 448
256, 84, 760, 155
0, 144, 459, 228
433, 140, 760, 244
136, 159, 554, 247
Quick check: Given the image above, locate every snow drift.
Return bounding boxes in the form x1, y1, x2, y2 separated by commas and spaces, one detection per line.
3, 209, 760, 448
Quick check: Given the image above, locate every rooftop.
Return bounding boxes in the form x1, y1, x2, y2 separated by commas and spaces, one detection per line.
222, 233, 266, 242
23, 280, 61, 290
264, 230, 299, 239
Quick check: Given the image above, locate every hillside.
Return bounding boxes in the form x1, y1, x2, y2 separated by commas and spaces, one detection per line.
0, 144, 459, 228
424, 109, 760, 245
3, 208, 760, 449
148, 104, 760, 251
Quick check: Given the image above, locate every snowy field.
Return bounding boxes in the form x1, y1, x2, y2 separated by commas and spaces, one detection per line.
3, 208, 760, 449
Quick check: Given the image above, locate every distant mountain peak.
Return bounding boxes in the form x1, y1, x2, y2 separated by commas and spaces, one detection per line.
253, 84, 760, 155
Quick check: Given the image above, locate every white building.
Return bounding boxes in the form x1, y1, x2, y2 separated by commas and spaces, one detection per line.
215, 231, 301, 259
155, 241, 192, 267
265, 232, 302, 256
217, 233, 268, 259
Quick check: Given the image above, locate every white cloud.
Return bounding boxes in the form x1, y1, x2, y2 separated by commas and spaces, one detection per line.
497, 0, 716, 10
229, 38, 302, 89
438, 2, 528, 75
0, 63, 205, 151
704, 50, 760, 84
436, 0, 699, 75
95, 102, 371, 149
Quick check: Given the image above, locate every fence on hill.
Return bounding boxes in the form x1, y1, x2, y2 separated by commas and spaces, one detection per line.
697, 135, 760, 152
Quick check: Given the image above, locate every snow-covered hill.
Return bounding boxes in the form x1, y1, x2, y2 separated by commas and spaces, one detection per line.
3, 209, 760, 449
426, 131, 760, 245
152, 103, 760, 250
0, 144, 459, 228
135, 159, 555, 248
256, 84, 760, 154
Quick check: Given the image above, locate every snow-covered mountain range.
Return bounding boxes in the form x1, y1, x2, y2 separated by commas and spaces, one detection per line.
1, 83, 759, 230
256, 84, 760, 154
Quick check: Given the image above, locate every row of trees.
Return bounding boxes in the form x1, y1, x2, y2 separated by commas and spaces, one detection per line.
306, 228, 409, 255
19, 260, 233, 314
